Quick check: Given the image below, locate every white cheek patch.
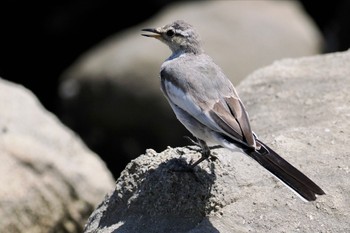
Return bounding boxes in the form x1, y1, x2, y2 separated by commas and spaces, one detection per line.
175, 28, 189, 37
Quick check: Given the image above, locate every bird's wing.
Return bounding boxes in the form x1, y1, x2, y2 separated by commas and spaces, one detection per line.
209, 96, 256, 148
160, 58, 256, 148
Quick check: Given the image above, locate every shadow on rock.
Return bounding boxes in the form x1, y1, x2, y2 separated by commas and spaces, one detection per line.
90, 154, 219, 233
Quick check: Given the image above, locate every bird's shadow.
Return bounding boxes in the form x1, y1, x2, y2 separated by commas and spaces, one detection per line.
96, 155, 220, 233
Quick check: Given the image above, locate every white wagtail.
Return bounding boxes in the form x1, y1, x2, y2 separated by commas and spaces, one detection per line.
141, 20, 325, 201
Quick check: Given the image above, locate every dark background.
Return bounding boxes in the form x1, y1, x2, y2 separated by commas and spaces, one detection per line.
0, 0, 349, 179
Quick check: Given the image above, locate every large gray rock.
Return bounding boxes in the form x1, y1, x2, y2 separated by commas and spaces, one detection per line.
83, 50, 350, 232
57, 0, 323, 177
0, 78, 115, 233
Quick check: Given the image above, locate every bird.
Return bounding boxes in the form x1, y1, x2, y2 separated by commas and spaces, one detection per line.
141, 20, 325, 201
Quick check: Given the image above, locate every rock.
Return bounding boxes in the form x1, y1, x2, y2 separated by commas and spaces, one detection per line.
57, 0, 323, 178
0, 78, 115, 233
84, 50, 350, 232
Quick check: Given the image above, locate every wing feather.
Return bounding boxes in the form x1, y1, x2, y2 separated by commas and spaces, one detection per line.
225, 97, 256, 147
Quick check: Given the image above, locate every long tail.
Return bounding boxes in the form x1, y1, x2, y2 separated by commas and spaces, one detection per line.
246, 139, 325, 201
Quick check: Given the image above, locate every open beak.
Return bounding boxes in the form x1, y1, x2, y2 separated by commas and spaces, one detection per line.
141, 28, 162, 39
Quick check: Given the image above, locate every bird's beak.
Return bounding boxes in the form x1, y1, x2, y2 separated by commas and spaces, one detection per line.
141, 28, 162, 39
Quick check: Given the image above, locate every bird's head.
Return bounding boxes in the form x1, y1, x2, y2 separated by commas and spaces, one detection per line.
141, 20, 202, 55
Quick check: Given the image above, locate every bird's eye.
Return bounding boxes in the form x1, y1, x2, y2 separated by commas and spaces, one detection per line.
166, 29, 175, 37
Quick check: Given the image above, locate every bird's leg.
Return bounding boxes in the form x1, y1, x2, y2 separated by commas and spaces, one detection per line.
189, 138, 211, 169
184, 136, 222, 151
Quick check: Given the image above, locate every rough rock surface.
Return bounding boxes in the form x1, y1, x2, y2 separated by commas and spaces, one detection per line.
0, 78, 115, 233
57, 0, 323, 178
84, 50, 350, 232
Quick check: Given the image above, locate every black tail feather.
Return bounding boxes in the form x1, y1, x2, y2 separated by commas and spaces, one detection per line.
247, 140, 325, 201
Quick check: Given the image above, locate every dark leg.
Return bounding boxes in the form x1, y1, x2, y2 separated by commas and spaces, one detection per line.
189, 138, 211, 169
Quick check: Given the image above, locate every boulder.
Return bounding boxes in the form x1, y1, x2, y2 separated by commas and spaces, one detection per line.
84, 50, 350, 232
0, 78, 115, 232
